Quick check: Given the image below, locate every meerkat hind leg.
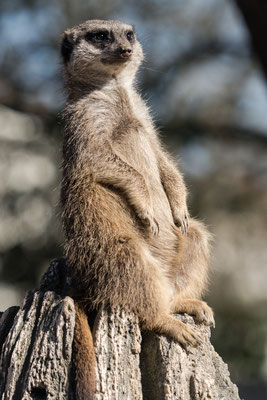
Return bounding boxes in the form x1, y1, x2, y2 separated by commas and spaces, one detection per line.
172, 298, 215, 327
170, 219, 214, 327
151, 314, 202, 347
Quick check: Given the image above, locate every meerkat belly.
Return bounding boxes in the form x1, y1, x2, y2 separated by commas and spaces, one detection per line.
115, 130, 179, 268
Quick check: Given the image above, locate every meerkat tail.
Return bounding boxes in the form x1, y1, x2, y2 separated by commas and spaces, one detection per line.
73, 304, 96, 400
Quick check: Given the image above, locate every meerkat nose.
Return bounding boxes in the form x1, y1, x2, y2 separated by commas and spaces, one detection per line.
119, 47, 132, 58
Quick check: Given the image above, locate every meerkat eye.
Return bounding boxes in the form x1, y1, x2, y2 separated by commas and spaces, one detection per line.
95, 31, 108, 41
85, 31, 109, 43
126, 31, 134, 42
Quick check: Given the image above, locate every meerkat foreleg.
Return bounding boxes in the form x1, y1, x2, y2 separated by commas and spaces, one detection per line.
157, 150, 189, 234
91, 141, 159, 235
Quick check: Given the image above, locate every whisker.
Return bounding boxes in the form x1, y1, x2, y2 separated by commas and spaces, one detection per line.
141, 66, 163, 74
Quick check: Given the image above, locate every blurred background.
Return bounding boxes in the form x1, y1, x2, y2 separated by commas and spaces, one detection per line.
0, 0, 267, 398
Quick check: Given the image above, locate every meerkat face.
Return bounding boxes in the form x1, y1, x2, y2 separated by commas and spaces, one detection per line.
61, 19, 144, 84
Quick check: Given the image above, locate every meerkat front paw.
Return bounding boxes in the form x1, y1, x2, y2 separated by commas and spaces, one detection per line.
138, 209, 159, 236
172, 206, 189, 234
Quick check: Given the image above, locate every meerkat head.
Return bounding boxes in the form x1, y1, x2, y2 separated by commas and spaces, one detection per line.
61, 19, 144, 87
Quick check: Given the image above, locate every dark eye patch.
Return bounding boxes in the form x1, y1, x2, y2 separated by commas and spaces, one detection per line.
126, 31, 134, 42
85, 30, 110, 43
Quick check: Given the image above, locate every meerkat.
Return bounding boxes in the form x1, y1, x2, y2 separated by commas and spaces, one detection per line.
60, 18, 214, 397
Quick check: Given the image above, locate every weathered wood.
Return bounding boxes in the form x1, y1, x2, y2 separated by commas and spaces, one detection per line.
0, 306, 20, 356
94, 308, 142, 400
0, 290, 76, 400
0, 259, 241, 399
140, 314, 240, 400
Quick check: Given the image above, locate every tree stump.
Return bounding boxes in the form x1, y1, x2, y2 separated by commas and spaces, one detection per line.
0, 259, 241, 399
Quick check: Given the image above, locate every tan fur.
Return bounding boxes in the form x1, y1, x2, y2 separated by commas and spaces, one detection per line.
60, 19, 214, 393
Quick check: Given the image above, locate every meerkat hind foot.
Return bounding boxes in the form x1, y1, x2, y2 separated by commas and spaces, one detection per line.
173, 299, 215, 328
153, 314, 202, 348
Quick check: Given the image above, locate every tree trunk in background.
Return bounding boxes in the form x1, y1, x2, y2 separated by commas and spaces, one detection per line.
235, 0, 267, 80
0, 260, 241, 399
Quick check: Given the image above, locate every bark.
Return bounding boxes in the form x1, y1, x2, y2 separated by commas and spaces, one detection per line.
94, 308, 142, 400
0, 259, 241, 399
140, 315, 240, 400
0, 290, 76, 400
234, 0, 267, 80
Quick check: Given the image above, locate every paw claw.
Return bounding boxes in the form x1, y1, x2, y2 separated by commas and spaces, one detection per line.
139, 210, 159, 236
173, 209, 189, 235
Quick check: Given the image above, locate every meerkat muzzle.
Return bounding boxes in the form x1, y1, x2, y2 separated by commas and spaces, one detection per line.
119, 47, 132, 58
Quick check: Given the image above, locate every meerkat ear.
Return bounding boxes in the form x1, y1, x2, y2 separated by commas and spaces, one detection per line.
61, 31, 75, 64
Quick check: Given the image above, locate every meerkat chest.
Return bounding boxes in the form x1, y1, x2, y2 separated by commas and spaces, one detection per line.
114, 122, 160, 183
112, 90, 160, 180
